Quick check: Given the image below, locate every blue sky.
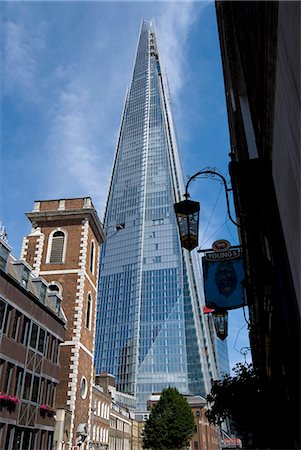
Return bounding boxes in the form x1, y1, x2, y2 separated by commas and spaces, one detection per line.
1, 0, 251, 371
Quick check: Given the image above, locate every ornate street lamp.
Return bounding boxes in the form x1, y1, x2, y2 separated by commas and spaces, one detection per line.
174, 167, 240, 251
174, 198, 200, 251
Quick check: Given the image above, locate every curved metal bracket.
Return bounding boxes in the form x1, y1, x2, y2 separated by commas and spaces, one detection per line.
184, 167, 240, 228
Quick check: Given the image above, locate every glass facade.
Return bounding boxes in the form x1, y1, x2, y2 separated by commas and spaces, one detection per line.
95, 20, 219, 411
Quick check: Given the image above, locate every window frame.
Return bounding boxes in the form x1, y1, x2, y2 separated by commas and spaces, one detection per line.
46, 228, 68, 264
85, 293, 92, 330
80, 376, 88, 399
48, 282, 62, 296
89, 240, 95, 274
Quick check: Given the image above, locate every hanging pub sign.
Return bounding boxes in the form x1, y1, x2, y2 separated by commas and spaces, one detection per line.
202, 240, 246, 310
212, 310, 228, 340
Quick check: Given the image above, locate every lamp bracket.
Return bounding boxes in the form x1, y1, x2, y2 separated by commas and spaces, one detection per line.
185, 167, 240, 228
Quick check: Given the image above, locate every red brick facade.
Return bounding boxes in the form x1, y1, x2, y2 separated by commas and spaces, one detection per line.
22, 198, 104, 450
0, 239, 66, 450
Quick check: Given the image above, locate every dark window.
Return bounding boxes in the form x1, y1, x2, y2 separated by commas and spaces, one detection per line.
23, 372, 32, 400
11, 311, 22, 340
30, 323, 38, 349
47, 432, 53, 450
5, 426, 15, 450
38, 328, 46, 353
49, 336, 57, 361
39, 378, 45, 404
45, 380, 51, 404
48, 284, 59, 293
0, 299, 6, 330
194, 442, 199, 450
0, 359, 4, 390
4, 362, 14, 393
21, 268, 30, 288
20, 317, 31, 346
40, 431, 46, 450
55, 342, 60, 364
31, 376, 40, 403
16, 367, 24, 398
90, 241, 95, 273
49, 231, 65, 263
40, 284, 47, 303
3, 305, 13, 335
48, 382, 55, 407
85, 294, 92, 329
0, 244, 9, 270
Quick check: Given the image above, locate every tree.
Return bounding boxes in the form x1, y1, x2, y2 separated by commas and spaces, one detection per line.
142, 387, 195, 450
205, 363, 291, 449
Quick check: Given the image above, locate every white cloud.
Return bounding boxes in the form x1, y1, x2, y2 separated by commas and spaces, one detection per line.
3, 19, 45, 101
44, 4, 208, 219
46, 80, 112, 217
156, 2, 209, 100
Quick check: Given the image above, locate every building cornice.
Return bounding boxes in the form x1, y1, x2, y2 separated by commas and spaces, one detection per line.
26, 208, 105, 244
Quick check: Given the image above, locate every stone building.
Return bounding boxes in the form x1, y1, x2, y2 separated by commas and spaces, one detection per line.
109, 402, 132, 450
21, 197, 105, 449
0, 237, 66, 449
95, 372, 142, 450
90, 377, 111, 450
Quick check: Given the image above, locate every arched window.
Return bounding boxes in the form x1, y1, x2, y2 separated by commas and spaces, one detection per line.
90, 240, 95, 274
47, 229, 67, 264
85, 293, 92, 329
80, 376, 88, 399
48, 282, 62, 296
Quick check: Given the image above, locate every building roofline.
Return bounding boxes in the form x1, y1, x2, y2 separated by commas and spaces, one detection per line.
26, 208, 105, 244
0, 268, 67, 327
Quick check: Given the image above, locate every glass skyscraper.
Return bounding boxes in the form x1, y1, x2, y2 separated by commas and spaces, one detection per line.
95, 20, 219, 411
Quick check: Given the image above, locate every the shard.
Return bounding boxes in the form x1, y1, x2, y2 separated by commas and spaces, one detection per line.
95, 20, 219, 411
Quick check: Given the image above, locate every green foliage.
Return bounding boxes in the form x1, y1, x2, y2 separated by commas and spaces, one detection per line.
206, 363, 257, 427
142, 387, 195, 450
205, 363, 290, 449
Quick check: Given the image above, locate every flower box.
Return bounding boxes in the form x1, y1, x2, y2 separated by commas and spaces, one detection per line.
40, 404, 56, 418
0, 393, 20, 413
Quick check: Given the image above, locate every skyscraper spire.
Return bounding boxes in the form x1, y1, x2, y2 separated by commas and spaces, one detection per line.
95, 20, 218, 411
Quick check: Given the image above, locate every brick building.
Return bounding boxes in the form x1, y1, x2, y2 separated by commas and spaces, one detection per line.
21, 197, 105, 449
0, 237, 66, 449
186, 395, 219, 450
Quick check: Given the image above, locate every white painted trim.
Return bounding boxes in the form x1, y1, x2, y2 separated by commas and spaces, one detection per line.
60, 342, 93, 359
45, 227, 68, 264
39, 269, 80, 275
33, 201, 40, 212
80, 376, 88, 399
20, 236, 29, 260
79, 341, 93, 358
84, 272, 97, 291
67, 219, 89, 446
60, 341, 77, 346
32, 233, 45, 276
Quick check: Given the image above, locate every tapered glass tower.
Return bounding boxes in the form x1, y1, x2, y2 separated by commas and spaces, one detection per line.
95, 20, 218, 411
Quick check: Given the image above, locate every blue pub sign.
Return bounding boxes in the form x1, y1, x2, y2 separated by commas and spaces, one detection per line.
202, 240, 246, 310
